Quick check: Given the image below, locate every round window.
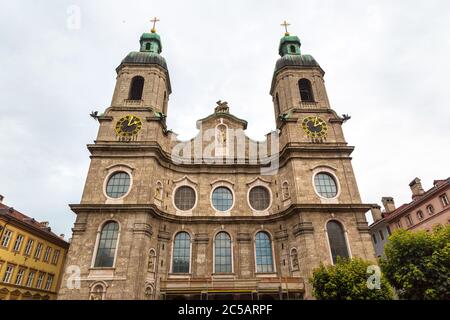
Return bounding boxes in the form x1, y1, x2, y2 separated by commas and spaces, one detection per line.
314, 173, 338, 198
249, 186, 271, 211
174, 186, 196, 211
212, 187, 233, 212
106, 172, 131, 198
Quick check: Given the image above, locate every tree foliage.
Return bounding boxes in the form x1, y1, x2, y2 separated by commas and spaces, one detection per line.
380, 225, 450, 300
311, 258, 393, 300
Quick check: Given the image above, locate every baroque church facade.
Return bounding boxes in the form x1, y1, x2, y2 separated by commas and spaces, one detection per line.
58, 24, 376, 300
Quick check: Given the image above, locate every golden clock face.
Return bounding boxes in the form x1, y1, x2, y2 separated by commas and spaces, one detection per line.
302, 116, 328, 138
115, 115, 143, 137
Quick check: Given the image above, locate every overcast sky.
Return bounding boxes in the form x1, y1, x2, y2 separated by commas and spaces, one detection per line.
0, 0, 449, 238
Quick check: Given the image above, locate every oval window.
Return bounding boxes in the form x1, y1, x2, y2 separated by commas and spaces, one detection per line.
106, 172, 131, 198
174, 186, 196, 211
212, 187, 233, 212
249, 186, 271, 211
314, 173, 338, 198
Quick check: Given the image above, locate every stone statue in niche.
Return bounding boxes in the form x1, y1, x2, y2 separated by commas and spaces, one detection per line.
147, 251, 156, 272
89, 285, 104, 300
155, 182, 163, 200
144, 286, 153, 299
217, 125, 227, 146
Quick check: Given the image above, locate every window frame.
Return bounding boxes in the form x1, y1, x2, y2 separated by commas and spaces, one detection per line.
15, 268, 25, 286
248, 185, 272, 212
12, 234, 24, 252
24, 239, 34, 256
3, 265, 15, 283
213, 231, 233, 274
211, 185, 235, 214
128, 76, 145, 101
26, 270, 36, 288
1, 229, 13, 248
325, 220, 351, 265
171, 231, 192, 274
313, 171, 340, 200
254, 231, 276, 274
173, 185, 197, 212
34, 242, 43, 259
104, 171, 132, 200
298, 78, 315, 102
440, 194, 449, 207
92, 220, 121, 269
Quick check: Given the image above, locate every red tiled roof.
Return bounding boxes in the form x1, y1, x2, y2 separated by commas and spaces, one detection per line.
0, 203, 67, 244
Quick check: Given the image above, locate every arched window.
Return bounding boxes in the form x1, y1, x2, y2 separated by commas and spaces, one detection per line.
129, 76, 145, 100
417, 210, 424, 220
326, 221, 349, 264
427, 205, 435, 215
290, 248, 299, 271
94, 221, 119, 268
282, 181, 290, 199
214, 232, 232, 273
299, 79, 314, 102
145, 43, 151, 51
172, 232, 191, 273
255, 232, 274, 273
290, 45, 296, 53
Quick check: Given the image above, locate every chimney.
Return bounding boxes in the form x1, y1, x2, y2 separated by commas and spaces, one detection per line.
409, 177, 425, 199
0, 195, 3, 204
371, 204, 383, 222
382, 197, 396, 213
40, 221, 49, 228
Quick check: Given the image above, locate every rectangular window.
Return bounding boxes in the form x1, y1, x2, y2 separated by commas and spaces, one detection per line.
24, 239, 34, 256
396, 220, 402, 229
372, 234, 377, 244
34, 243, 43, 259
1, 229, 13, 248
387, 226, 392, 235
44, 274, 54, 291
26, 270, 35, 287
13, 234, 24, 252
15, 268, 25, 286
378, 230, 385, 241
36, 272, 45, 289
440, 194, 449, 207
43, 247, 52, 262
3, 265, 14, 283
51, 250, 61, 265
406, 214, 413, 227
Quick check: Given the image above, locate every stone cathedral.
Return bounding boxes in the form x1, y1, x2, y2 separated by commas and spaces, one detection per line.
58, 22, 376, 300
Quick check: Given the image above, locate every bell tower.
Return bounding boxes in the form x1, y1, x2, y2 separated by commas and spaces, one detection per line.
270, 24, 331, 124
110, 19, 171, 115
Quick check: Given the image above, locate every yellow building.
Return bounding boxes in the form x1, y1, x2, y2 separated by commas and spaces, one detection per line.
0, 198, 69, 300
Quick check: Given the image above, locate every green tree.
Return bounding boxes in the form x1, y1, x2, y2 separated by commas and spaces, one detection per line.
311, 258, 393, 300
380, 225, 450, 300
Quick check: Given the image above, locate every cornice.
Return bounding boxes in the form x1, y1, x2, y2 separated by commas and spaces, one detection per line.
69, 203, 372, 224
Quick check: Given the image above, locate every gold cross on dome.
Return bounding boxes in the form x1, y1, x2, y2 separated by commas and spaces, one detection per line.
150, 17, 160, 33
281, 20, 291, 35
